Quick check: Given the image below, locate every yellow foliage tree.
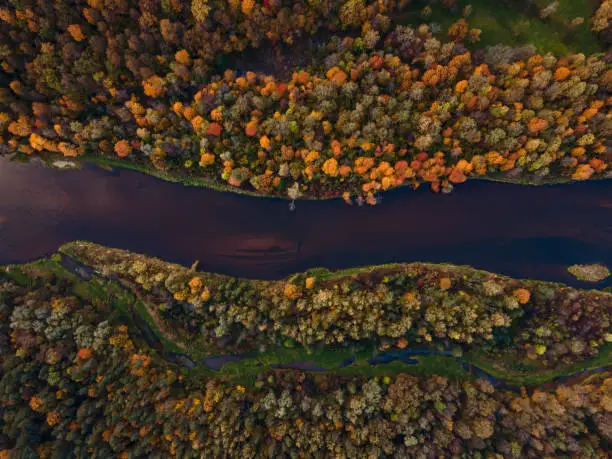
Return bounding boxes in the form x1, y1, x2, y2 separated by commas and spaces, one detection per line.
439, 277, 452, 290
199, 152, 215, 166
200, 287, 211, 301
8, 117, 30, 137
175, 49, 191, 66
339, 0, 366, 27
513, 288, 531, 304
326, 67, 348, 85
283, 284, 301, 299
189, 277, 203, 293
142, 75, 165, 98
241, 0, 255, 16
260, 135, 271, 150
114, 140, 132, 158
245, 120, 258, 136
554, 67, 571, 81
58, 142, 79, 157
46, 411, 61, 427
572, 164, 594, 181
29, 133, 46, 151
29, 395, 43, 412
322, 158, 339, 177
67, 24, 85, 42
191, 0, 210, 22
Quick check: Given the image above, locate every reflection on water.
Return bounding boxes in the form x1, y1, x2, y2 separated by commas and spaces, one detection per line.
0, 157, 611, 287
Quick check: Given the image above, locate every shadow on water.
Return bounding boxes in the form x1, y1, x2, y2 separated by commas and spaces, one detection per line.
1, 157, 611, 288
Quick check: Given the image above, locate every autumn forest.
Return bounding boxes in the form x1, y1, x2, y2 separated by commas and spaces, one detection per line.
0, 0, 611, 457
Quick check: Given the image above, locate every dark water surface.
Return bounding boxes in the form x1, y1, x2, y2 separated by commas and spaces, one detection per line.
1, 157, 611, 287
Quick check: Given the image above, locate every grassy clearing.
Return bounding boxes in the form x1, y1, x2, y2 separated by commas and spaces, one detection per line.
183, 347, 475, 387
399, 0, 601, 55
182, 341, 611, 387
182, 339, 611, 387
163, 316, 611, 387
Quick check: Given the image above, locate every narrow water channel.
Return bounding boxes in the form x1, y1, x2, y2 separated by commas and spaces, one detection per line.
1, 157, 611, 288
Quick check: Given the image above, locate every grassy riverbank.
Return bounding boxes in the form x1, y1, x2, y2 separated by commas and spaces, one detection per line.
465, 344, 612, 386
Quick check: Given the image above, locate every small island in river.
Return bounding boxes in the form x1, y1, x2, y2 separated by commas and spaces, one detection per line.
568, 263, 611, 282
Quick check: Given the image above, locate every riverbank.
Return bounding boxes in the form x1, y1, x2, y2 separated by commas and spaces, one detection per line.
10, 153, 612, 201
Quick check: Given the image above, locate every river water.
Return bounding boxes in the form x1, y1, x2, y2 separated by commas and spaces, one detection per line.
1, 157, 611, 288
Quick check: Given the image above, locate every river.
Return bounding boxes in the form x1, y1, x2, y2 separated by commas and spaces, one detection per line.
1, 157, 611, 288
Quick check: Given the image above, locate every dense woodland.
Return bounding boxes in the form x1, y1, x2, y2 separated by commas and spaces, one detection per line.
0, 0, 610, 200
0, 248, 611, 457
1, 0, 611, 457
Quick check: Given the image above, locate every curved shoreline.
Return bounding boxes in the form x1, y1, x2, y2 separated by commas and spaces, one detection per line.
8, 154, 612, 201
